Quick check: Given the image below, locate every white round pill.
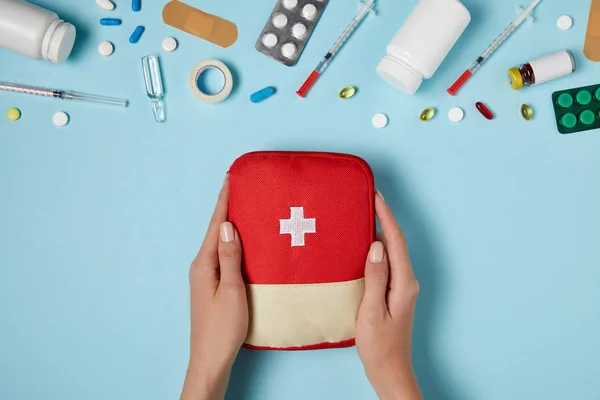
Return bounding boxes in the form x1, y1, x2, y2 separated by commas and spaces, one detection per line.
98, 41, 114, 56
302, 4, 317, 20
282, 0, 298, 10
273, 13, 288, 28
162, 37, 178, 52
52, 111, 69, 127
557, 15, 573, 30
372, 113, 388, 129
262, 33, 278, 48
292, 23, 308, 39
448, 107, 464, 122
96, 0, 115, 11
281, 42, 297, 59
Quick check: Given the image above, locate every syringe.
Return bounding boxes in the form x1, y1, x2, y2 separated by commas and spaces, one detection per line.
297, 0, 375, 98
447, 0, 542, 96
0, 81, 128, 107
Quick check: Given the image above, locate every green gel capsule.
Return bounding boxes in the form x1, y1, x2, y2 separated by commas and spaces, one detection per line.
557, 93, 573, 108
339, 86, 356, 99
576, 90, 592, 105
521, 104, 533, 121
579, 110, 596, 125
560, 113, 577, 129
419, 107, 436, 122
595, 87, 600, 101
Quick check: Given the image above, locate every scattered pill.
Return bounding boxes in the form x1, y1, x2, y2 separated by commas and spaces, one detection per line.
162, 37, 178, 52
262, 33, 278, 48
520, 104, 533, 121
576, 90, 592, 105
372, 113, 388, 128
132, 0, 141, 12
98, 41, 114, 56
557, 15, 573, 30
448, 107, 464, 122
557, 93, 574, 108
96, 0, 115, 11
281, 42, 297, 59
292, 23, 308, 39
579, 110, 595, 126
100, 18, 121, 26
6, 108, 21, 121
282, 0, 298, 10
302, 4, 317, 20
52, 111, 69, 127
560, 113, 577, 129
475, 102, 494, 120
250, 86, 277, 103
419, 107, 435, 122
273, 13, 288, 28
129, 25, 145, 43
339, 86, 356, 99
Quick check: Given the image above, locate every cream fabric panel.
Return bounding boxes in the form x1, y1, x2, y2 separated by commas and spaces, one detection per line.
245, 278, 365, 348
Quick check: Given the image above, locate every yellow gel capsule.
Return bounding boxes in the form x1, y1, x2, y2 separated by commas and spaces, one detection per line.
6, 108, 21, 121
520, 104, 533, 121
420, 107, 436, 122
339, 86, 356, 99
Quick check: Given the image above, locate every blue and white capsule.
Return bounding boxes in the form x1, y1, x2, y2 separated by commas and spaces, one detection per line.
129, 26, 145, 43
100, 18, 122, 26
250, 86, 276, 103
132, 0, 141, 12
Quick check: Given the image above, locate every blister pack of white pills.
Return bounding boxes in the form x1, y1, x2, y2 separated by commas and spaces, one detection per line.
255, 0, 330, 67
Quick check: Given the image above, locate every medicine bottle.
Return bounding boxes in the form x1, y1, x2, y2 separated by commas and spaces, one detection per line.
508, 50, 576, 90
376, 0, 471, 95
0, 0, 76, 63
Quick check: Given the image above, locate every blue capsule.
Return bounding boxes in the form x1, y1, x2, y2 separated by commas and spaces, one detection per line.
250, 86, 276, 103
132, 0, 141, 12
100, 18, 122, 26
129, 25, 145, 43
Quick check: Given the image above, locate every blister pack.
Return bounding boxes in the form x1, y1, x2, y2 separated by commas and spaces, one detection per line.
255, 0, 330, 66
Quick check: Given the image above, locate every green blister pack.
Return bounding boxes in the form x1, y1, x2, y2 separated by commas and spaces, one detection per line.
552, 84, 600, 134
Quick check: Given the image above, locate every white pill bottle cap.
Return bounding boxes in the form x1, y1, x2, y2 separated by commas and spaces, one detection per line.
376, 57, 423, 95
42, 19, 76, 63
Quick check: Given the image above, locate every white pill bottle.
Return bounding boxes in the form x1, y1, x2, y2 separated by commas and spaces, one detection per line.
0, 0, 76, 63
377, 0, 471, 94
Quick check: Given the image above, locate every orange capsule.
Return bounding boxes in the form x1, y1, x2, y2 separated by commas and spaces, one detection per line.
475, 102, 494, 120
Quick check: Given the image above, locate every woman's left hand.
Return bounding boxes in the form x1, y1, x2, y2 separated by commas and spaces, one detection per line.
181, 176, 249, 400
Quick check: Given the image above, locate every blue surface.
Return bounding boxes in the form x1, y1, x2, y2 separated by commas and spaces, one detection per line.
1, 0, 600, 399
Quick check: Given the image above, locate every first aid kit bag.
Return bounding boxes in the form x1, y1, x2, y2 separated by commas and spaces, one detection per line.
228, 151, 375, 350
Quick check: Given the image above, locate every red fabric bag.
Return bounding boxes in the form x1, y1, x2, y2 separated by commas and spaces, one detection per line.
228, 151, 375, 350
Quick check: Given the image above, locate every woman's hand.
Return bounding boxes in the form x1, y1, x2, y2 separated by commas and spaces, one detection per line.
181, 177, 248, 400
356, 192, 422, 400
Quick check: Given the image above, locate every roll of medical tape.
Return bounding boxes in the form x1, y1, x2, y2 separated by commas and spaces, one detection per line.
189, 59, 233, 103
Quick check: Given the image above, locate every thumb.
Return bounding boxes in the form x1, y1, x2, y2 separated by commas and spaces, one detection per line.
361, 241, 390, 313
217, 222, 244, 288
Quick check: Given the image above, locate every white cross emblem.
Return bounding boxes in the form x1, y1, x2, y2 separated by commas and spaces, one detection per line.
279, 207, 316, 247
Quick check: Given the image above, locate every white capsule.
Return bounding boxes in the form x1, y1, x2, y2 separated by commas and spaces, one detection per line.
272, 13, 288, 29
96, 0, 115, 11
302, 4, 317, 20
281, 42, 297, 59
282, 0, 298, 10
52, 111, 69, 127
448, 107, 464, 122
292, 23, 307, 39
262, 33, 278, 48
162, 37, 178, 52
557, 15, 573, 30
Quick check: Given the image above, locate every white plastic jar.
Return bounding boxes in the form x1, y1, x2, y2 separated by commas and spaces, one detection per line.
376, 0, 471, 95
0, 0, 76, 63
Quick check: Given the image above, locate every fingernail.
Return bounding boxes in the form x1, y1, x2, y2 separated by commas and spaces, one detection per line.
220, 222, 234, 243
369, 241, 384, 264
376, 189, 385, 202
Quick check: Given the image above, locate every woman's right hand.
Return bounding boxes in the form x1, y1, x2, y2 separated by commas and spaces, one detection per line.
356, 192, 422, 400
